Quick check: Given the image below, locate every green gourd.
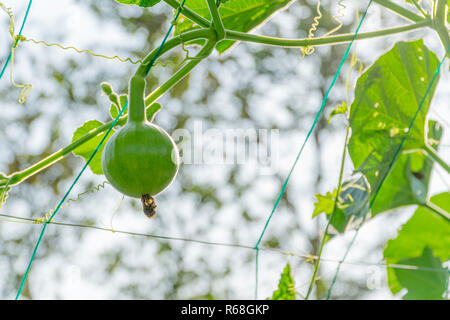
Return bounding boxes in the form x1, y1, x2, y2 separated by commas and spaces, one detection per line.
101, 75, 179, 216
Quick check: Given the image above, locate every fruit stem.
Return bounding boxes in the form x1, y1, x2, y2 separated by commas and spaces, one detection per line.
128, 75, 146, 123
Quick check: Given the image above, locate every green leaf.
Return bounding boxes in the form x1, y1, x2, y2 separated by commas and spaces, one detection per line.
271, 263, 296, 300
312, 191, 336, 218
384, 192, 450, 298
348, 40, 440, 215
109, 94, 128, 120
448, 1, 450, 24
147, 103, 162, 122
175, 0, 294, 53
312, 190, 348, 234
328, 101, 348, 122
395, 247, 448, 300
72, 120, 116, 175
0, 173, 10, 206
0, 172, 8, 184
115, 0, 161, 7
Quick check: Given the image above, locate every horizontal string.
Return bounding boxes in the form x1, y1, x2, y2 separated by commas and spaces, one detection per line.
0, 213, 447, 274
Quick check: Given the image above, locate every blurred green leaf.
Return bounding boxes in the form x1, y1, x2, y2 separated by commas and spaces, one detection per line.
271, 263, 296, 300
395, 247, 448, 300
115, 0, 161, 7
384, 192, 450, 297
72, 120, 116, 175
313, 191, 336, 218
0, 172, 8, 184
175, 0, 294, 53
147, 103, 162, 122
328, 101, 348, 122
109, 94, 128, 120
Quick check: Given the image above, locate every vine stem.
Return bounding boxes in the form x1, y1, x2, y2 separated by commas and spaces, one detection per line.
434, 0, 450, 56
225, 20, 431, 47
408, 0, 428, 17
373, 0, 425, 22
422, 201, 450, 222
136, 28, 214, 77
304, 125, 351, 300
206, 0, 225, 40
423, 144, 450, 174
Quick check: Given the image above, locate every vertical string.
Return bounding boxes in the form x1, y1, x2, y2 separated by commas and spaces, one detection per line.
253, 0, 374, 299
254, 248, 259, 299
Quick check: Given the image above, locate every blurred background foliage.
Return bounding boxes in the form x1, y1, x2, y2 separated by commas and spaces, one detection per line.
0, 0, 447, 299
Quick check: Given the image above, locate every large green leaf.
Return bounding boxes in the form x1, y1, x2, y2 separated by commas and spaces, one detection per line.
271, 263, 296, 300
115, 0, 161, 7
72, 120, 116, 175
175, 0, 294, 53
348, 40, 440, 215
384, 192, 450, 298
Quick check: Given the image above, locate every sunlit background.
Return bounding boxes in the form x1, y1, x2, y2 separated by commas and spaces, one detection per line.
0, 0, 449, 299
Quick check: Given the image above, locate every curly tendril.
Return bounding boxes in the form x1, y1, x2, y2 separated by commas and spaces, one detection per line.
301, 0, 346, 57
0, 2, 33, 104
33, 181, 110, 224
19, 36, 143, 64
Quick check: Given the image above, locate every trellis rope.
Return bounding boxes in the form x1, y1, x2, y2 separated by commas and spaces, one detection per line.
1, 213, 448, 275
253, 0, 374, 299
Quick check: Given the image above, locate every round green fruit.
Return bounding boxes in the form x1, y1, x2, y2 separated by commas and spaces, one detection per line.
101, 75, 179, 198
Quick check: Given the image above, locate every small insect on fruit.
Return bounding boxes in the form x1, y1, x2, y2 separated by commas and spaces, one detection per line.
101, 75, 180, 219
141, 194, 157, 219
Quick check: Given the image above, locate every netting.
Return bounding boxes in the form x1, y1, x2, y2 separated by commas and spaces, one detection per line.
0, 0, 448, 300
